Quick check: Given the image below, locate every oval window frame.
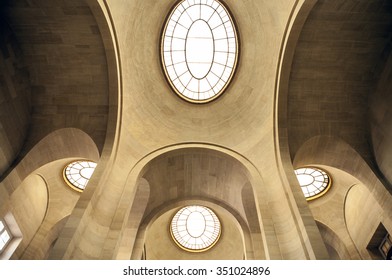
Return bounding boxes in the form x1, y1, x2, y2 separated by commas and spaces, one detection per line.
294, 166, 332, 201
161, 0, 239, 103
63, 160, 97, 193
170, 205, 221, 252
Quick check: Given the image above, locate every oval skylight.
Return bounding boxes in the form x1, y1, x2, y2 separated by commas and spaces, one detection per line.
294, 167, 331, 200
170, 205, 221, 252
63, 160, 97, 192
161, 0, 238, 103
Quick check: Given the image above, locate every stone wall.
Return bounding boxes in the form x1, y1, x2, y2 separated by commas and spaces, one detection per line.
2, 0, 110, 153
370, 47, 392, 187
0, 19, 31, 177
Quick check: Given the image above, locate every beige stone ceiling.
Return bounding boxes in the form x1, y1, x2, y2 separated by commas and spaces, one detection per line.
1, 0, 391, 260
0, 18, 30, 176
1, 0, 110, 154
141, 148, 252, 222
8, 0, 391, 175
288, 0, 392, 165
114, 0, 291, 156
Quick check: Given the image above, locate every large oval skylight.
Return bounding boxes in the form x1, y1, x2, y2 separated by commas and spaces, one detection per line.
161, 0, 238, 103
63, 160, 97, 192
170, 205, 221, 252
294, 167, 331, 200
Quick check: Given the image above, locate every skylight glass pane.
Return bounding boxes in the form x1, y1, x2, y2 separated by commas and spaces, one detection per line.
78, 178, 88, 187
199, 79, 210, 92
1, 230, 10, 243
162, 0, 238, 103
179, 71, 192, 86
208, 12, 222, 29
166, 66, 176, 79
171, 51, 185, 64
294, 167, 331, 201
80, 167, 94, 179
201, 5, 214, 21
172, 38, 186, 51
173, 25, 188, 39
171, 205, 221, 252
206, 72, 219, 87
215, 39, 228, 52
211, 62, 225, 76
0, 221, 4, 232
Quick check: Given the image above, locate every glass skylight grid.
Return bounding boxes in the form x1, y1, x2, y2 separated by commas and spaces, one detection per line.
162, 0, 238, 103
170, 205, 221, 252
294, 167, 331, 200
0, 220, 11, 253
63, 160, 97, 192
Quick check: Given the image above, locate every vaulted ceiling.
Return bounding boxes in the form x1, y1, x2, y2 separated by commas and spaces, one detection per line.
288, 0, 392, 170
1, 0, 109, 157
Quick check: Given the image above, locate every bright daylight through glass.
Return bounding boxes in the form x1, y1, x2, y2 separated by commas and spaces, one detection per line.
64, 160, 97, 192
162, 0, 238, 102
0, 220, 11, 252
171, 205, 221, 252
294, 167, 331, 200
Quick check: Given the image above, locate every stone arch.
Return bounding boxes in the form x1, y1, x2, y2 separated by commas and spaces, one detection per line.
112, 143, 269, 260
0, 128, 100, 259
85, 0, 121, 161
275, 0, 317, 164
315, 220, 351, 260
130, 198, 251, 260
273, 0, 330, 260
23, 215, 70, 260
0, 16, 31, 178
344, 184, 392, 259
293, 135, 392, 202
115, 178, 150, 260
277, 0, 392, 165
0, 0, 122, 159
293, 136, 392, 259
0, 128, 99, 202
43, 1, 123, 260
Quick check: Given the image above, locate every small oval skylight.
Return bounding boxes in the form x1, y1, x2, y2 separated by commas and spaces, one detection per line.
170, 205, 221, 252
161, 0, 238, 103
63, 160, 97, 192
294, 167, 331, 200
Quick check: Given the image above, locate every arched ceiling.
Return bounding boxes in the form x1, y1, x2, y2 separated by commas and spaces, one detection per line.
288, 0, 392, 164
1, 0, 110, 153
0, 18, 30, 176
141, 148, 252, 221
113, 0, 292, 158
